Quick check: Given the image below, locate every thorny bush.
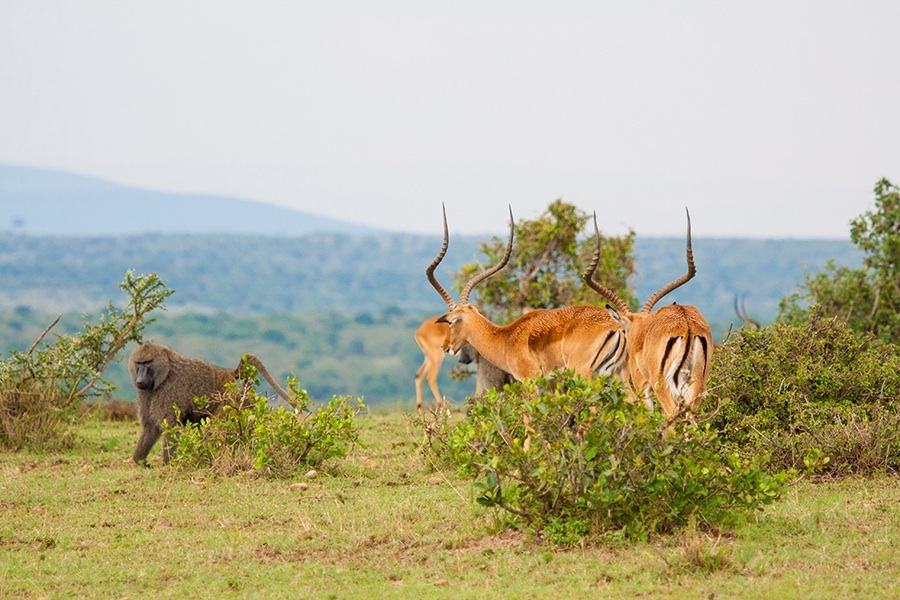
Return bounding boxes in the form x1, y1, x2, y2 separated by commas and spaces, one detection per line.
704, 308, 900, 477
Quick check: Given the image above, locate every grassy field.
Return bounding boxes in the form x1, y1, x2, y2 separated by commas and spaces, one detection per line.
2, 409, 899, 599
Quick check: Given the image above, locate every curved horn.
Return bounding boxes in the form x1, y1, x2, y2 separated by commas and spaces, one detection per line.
459, 206, 514, 304
641, 207, 696, 313
734, 293, 761, 330
426, 203, 456, 310
582, 212, 631, 314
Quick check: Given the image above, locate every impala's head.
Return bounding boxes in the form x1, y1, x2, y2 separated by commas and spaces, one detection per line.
436, 304, 483, 354
426, 204, 514, 354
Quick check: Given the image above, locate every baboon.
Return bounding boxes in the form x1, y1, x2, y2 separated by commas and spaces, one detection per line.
129, 342, 291, 464
457, 345, 515, 395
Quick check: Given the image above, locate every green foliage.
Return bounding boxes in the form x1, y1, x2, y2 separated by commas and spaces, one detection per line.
169, 361, 365, 478
423, 373, 789, 541
706, 309, 900, 476
780, 178, 900, 343
452, 200, 637, 322
0, 271, 172, 451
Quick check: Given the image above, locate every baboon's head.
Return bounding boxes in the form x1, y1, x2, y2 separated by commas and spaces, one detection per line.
128, 343, 171, 392
456, 343, 478, 365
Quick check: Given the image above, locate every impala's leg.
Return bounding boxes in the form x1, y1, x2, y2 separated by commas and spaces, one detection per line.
414, 359, 428, 413
426, 359, 444, 408
415, 349, 444, 412
652, 380, 679, 418
684, 336, 711, 412
625, 355, 655, 411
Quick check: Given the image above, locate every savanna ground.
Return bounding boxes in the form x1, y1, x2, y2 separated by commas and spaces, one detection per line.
2, 408, 899, 599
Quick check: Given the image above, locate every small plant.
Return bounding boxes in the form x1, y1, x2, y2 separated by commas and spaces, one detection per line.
169, 360, 365, 478
423, 373, 790, 542
0, 271, 172, 451
661, 520, 736, 576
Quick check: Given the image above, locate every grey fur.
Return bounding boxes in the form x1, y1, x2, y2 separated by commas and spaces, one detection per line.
129, 342, 290, 464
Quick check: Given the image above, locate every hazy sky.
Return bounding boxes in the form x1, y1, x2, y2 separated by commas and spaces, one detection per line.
2, 2, 898, 238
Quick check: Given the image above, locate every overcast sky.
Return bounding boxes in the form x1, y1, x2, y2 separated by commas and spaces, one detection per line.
1, 2, 898, 238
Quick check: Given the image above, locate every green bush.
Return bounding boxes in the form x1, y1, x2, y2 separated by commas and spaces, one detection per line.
780, 178, 900, 344
168, 362, 365, 478
705, 309, 900, 476
423, 373, 789, 542
0, 271, 172, 451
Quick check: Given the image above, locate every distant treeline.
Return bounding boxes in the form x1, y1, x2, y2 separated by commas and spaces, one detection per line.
0, 233, 861, 324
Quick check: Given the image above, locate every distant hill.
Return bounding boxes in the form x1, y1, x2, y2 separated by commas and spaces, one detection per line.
0, 163, 377, 236
0, 231, 861, 327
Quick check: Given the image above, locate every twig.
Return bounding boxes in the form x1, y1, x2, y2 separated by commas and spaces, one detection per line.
420, 449, 469, 504
71, 305, 142, 401
26, 314, 61, 356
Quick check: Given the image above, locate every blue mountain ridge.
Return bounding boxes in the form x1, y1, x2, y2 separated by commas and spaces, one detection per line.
0, 163, 378, 236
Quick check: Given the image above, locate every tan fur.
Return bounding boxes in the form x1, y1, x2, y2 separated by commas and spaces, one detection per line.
129, 342, 290, 464
427, 206, 627, 386
413, 316, 451, 413
413, 315, 515, 412
438, 304, 627, 383
625, 305, 713, 416
584, 209, 713, 418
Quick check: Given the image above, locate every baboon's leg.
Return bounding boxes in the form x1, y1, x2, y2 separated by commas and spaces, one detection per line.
133, 422, 162, 464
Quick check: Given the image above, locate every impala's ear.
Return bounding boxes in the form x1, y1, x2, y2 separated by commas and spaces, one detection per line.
605, 305, 631, 330
437, 311, 463, 326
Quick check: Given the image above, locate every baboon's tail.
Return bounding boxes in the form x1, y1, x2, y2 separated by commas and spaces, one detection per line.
242, 354, 299, 410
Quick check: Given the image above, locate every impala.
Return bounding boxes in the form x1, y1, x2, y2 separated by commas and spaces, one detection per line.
427, 206, 627, 382
414, 314, 515, 412
413, 315, 453, 413
583, 209, 713, 417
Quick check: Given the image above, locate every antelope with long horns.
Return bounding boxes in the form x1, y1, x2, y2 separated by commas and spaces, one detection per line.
428, 205, 628, 383
583, 209, 713, 417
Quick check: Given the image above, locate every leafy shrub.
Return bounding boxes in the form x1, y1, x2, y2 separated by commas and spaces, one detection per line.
168, 362, 365, 478
0, 271, 172, 451
705, 309, 900, 476
423, 373, 789, 542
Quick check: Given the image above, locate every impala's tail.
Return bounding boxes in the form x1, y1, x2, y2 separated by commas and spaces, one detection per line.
661, 332, 711, 409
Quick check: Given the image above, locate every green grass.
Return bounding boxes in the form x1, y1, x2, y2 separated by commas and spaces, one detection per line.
2, 409, 900, 598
